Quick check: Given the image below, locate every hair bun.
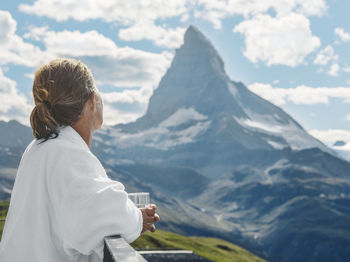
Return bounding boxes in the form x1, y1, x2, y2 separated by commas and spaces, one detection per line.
43, 100, 52, 110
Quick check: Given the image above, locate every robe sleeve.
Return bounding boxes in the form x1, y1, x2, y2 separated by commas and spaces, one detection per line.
50, 147, 143, 260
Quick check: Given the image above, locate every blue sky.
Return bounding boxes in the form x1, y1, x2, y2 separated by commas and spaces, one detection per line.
1, 0, 350, 156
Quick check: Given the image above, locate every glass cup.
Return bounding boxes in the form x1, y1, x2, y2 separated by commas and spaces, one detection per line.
128, 192, 150, 208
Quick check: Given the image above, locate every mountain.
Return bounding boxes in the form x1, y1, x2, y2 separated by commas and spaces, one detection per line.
1, 26, 350, 262
0, 120, 33, 148
0, 120, 33, 199
90, 26, 350, 262
94, 25, 332, 179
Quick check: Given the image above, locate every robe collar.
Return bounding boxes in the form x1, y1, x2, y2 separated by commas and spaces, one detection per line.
58, 125, 91, 152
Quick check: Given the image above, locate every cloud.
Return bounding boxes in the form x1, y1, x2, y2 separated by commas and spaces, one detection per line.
101, 103, 145, 126
335, 27, 350, 42
0, 10, 46, 67
0, 68, 33, 125
248, 82, 350, 106
328, 63, 340, 77
313, 45, 338, 65
313, 45, 340, 77
248, 83, 289, 106
196, 0, 327, 29
309, 129, 350, 161
0, 12, 175, 126
0, 10, 177, 127
24, 27, 117, 57
19, 0, 328, 52
118, 22, 186, 48
0, 10, 16, 43
309, 129, 350, 147
23, 26, 175, 125
100, 86, 154, 125
19, 0, 191, 23
24, 26, 173, 88
101, 86, 153, 105
19, 0, 192, 48
343, 67, 350, 73
233, 13, 320, 67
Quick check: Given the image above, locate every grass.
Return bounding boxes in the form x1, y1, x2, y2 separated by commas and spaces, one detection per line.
0, 201, 266, 261
0, 201, 9, 240
131, 230, 266, 262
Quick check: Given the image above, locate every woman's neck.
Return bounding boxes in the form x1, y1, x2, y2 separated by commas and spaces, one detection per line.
71, 121, 93, 148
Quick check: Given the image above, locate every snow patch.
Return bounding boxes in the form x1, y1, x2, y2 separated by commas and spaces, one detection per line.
109, 107, 211, 150
162, 107, 207, 127
234, 109, 326, 150
266, 140, 286, 150
227, 82, 239, 98
237, 118, 284, 133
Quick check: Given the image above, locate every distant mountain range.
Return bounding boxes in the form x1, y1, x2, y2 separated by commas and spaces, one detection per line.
1, 26, 350, 262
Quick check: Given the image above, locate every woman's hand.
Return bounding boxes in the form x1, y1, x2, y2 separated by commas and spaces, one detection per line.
140, 204, 160, 233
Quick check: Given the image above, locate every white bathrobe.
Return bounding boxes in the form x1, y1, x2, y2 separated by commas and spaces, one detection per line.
0, 125, 143, 262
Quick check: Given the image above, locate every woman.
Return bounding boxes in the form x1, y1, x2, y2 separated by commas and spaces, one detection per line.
0, 58, 159, 261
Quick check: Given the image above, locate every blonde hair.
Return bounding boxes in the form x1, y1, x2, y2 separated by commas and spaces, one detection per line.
30, 58, 95, 141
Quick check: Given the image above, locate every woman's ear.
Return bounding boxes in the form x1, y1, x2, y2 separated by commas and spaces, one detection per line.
88, 93, 96, 112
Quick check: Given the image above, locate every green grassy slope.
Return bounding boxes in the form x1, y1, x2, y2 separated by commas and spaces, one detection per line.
0, 201, 9, 240
132, 230, 266, 262
0, 201, 266, 261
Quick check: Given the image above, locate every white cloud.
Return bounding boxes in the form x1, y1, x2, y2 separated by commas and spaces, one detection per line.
313, 45, 340, 77
19, 0, 192, 23
0, 10, 46, 67
102, 103, 144, 126
0, 13, 175, 126
24, 27, 117, 56
308, 129, 350, 161
309, 129, 350, 146
343, 67, 350, 73
23, 26, 175, 126
328, 63, 340, 77
335, 27, 350, 42
0, 11, 176, 126
19, 0, 192, 48
248, 83, 289, 106
118, 22, 186, 48
19, 0, 328, 51
101, 86, 153, 105
197, 0, 327, 29
0, 68, 33, 126
313, 45, 338, 66
0, 10, 16, 43
100, 86, 154, 125
346, 114, 350, 121
24, 26, 173, 88
233, 13, 320, 67
248, 82, 350, 106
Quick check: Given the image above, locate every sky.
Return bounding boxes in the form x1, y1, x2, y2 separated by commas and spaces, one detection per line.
0, 0, 350, 156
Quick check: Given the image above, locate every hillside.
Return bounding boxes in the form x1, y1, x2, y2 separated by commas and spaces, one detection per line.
0, 201, 265, 261
0, 201, 9, 239
132, 230, 267, 262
